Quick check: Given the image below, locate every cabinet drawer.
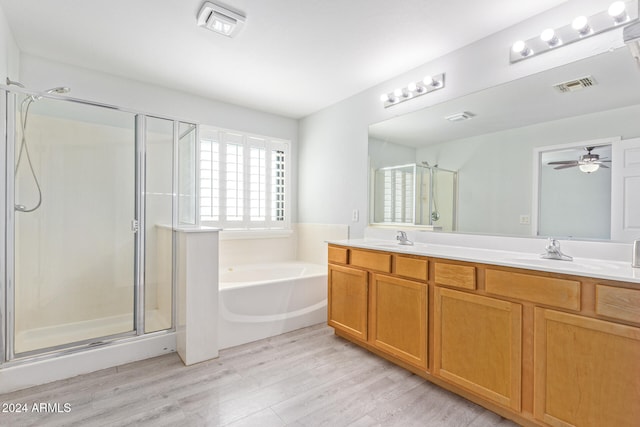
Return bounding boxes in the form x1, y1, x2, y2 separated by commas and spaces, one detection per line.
395, 256, 428, 281
350, 249, 391, 273
596, 285, 640, 324
434, 262, 476, 290
328, 245, 348, 264
485, 269, 580, 311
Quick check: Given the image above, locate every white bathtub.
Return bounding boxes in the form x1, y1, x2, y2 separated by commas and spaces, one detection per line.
218, 262, 328, 349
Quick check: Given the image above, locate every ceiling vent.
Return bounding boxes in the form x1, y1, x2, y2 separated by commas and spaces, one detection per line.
445, 112, 475, 122
197, 2, 245, 38
553, 76, 597, 93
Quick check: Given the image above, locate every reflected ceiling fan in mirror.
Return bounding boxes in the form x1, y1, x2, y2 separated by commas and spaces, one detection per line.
547, 146, 611, 173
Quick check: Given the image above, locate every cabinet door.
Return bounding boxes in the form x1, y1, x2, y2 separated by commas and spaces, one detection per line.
534, 308, 640, 427
328, 264, 368, 341
370, 274, 427, 370
434, 287, 522, 411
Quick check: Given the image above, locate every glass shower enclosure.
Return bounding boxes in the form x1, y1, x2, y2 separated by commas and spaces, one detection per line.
1, 88, 197, 360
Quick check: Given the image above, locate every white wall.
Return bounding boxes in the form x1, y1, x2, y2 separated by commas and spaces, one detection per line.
298, 0, 626, 238
0, 3, 19, 83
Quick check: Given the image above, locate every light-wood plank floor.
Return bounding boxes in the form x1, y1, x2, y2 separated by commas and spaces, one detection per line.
0, 324, 518, 427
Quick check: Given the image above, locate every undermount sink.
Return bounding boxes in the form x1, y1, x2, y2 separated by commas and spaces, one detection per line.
502, 256, 615, 272
368, 242, 423, 249
368, 242, 414, 249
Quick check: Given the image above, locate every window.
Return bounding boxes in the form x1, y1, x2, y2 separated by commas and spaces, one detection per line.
200, 127, 289, 229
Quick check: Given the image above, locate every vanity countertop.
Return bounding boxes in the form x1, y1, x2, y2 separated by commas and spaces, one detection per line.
328, 239, 640, 285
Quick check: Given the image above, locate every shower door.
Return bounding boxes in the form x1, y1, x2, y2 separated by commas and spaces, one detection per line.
9, 95, 138, 355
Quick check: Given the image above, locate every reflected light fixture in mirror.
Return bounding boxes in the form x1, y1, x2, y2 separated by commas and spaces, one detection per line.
609, 1, 629, 23
510, 0, 639, 63
380, 73, 446, 108
579, 163, 600, 173
572, 16, 591, 36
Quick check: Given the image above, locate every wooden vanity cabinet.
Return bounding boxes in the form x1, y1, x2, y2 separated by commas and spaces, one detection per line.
534, 308, 640, 427
327, 263, 368, 341
327, 247, 428, 369
434, 287, 522, 411
327, 244, 640, 427
370, 274, 427, 370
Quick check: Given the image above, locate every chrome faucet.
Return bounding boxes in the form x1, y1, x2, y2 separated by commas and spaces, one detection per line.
540, 238, 573, 261
396, 231, 413, 246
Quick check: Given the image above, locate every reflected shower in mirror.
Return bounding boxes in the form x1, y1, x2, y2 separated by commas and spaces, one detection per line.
371, 163, 457, 230
369, 46, 640, 242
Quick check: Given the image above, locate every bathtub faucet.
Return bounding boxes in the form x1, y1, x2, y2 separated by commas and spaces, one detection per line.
396, 231, 413, 246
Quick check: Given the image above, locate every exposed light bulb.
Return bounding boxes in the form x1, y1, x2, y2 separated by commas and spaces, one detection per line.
608, 1, 627, 23
380, 93, 390, 103
408, 82, 418, 92
423, 75, 434, 86
512, 40, 531, 56
572, 16, 590, 35
393, 88, 409, 98
541, 28, 560, 46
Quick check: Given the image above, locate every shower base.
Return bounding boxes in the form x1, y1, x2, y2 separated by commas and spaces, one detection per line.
14, 309, 170, 354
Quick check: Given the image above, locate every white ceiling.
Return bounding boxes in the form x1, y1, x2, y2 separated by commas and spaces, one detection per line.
0, 0, 569, 118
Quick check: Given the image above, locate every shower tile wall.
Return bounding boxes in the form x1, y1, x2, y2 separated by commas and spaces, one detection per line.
15, 114, 135, 338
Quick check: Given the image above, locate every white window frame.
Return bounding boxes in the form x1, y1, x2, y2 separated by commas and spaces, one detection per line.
199, 126, 291, 230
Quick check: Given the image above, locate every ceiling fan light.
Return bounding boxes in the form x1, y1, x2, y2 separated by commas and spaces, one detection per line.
579, 163, 600, 173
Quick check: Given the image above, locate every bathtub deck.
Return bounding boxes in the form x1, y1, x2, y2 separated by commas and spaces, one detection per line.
0, 324, 517, 426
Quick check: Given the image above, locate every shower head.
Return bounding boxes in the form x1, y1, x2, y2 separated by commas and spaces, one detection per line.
6, 77, 25, 88
45, 87, 70, 94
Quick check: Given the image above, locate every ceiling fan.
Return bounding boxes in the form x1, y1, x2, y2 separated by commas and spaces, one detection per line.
547, 146, 611, 173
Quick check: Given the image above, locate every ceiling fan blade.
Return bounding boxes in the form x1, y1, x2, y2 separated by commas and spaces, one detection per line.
548, 160, 578, 165
599, 164, 610, 169
599, 159, 612, 163
554, 164, 578, 170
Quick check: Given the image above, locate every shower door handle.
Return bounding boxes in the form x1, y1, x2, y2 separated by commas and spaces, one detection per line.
131, 219, 139, 233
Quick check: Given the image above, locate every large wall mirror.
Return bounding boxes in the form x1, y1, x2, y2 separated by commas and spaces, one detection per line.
368, 46, 640, 242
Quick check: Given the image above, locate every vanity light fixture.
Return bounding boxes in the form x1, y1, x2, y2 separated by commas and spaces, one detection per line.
541, 28, 561, 47
512, 40, 532, 57
609, 1, 629, 23
572, 16, 592, 36
380, 73, 445, 108
510, 0, 639, 63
